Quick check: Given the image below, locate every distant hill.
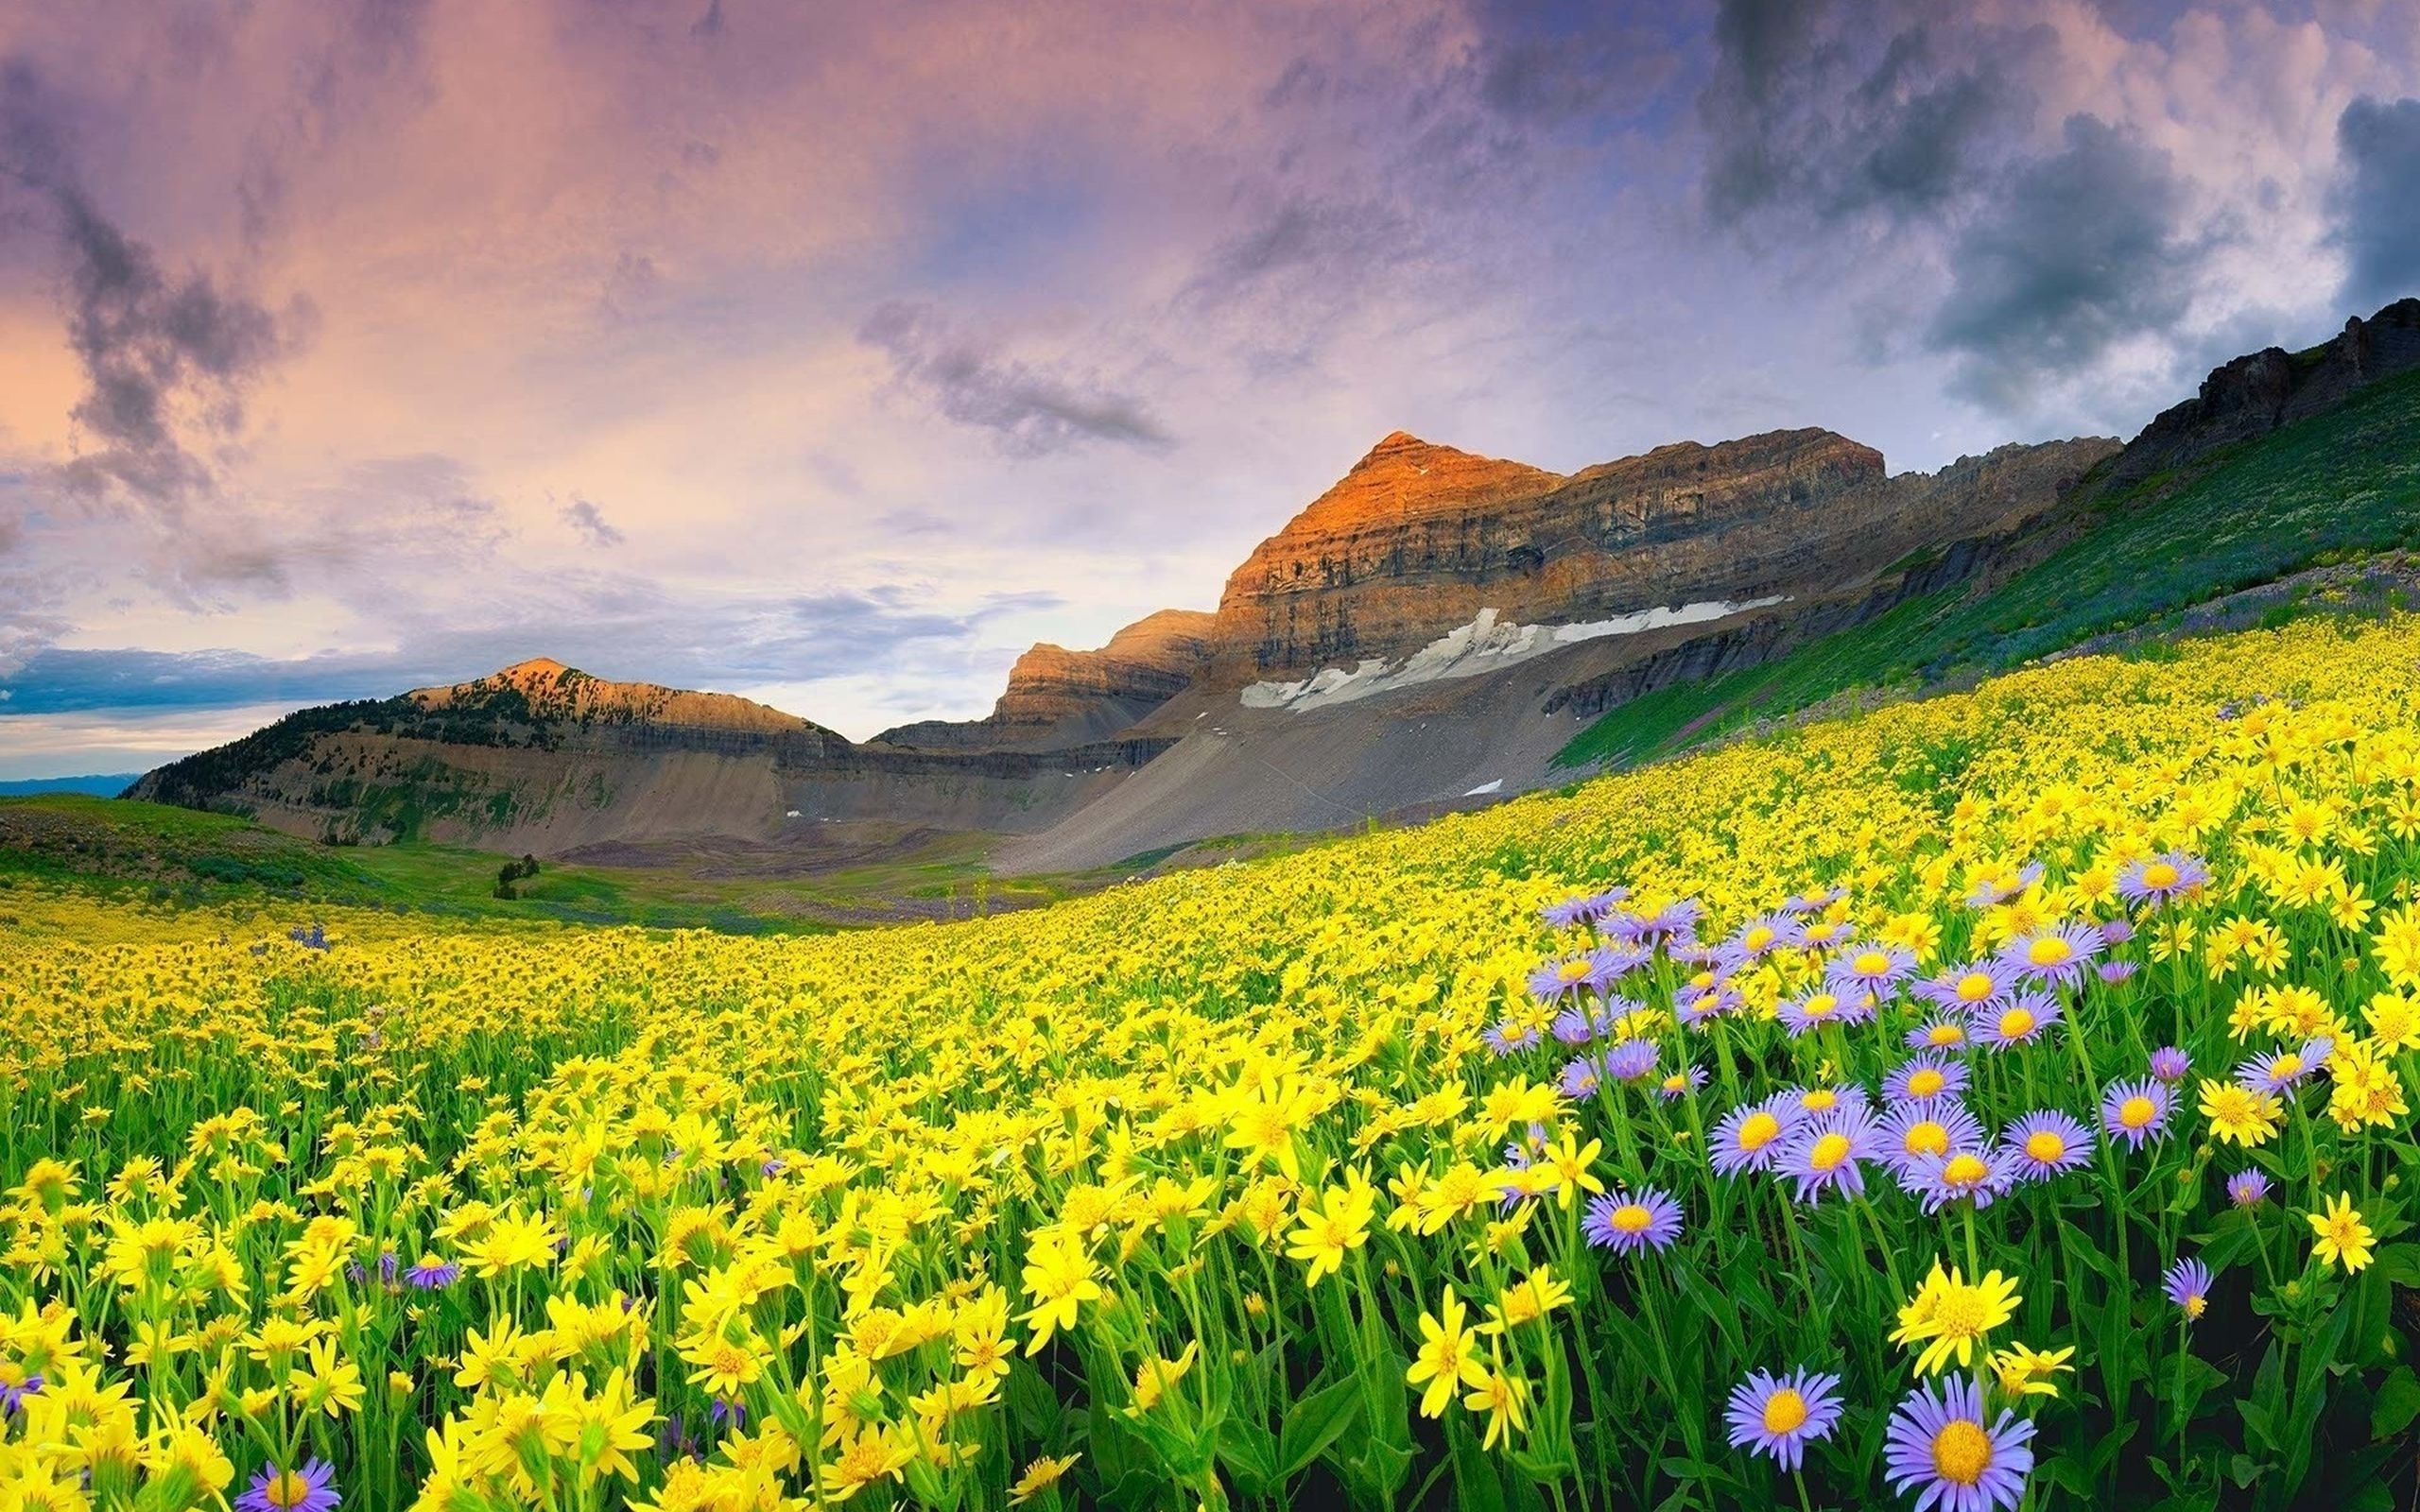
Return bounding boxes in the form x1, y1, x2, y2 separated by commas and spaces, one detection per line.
0, 774, 143, 798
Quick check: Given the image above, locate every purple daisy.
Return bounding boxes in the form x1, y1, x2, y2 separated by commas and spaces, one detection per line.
2098, 1078, 2172, 1151
237, 1459, 340, 1512
1482, 1020, 1542, 1057
1974, 990, 2060, 1052
1556, 1055, 1604, 1102
1999, 922, 2104, 987
1675, 984, 1742, 1027
2225, 1169, 2273, 1208
1777, 988, 1857, 1038
1709, 1097, 1799, 1177
2096, 960, 2139, 984
2148, 1046, 2191, 1083
1600, 1039, 1659, 1085
2163, 1257, 2213, 1323
2001, 1110, 2093, 1180
1829, 942, 1917, 996
1884, 1053, 1970, 1107
0, 1372, 43, 1415
2097, 916, 2135, 946
1542, 887, 1629, 929
1904, 1145, 2018, 1212
1777, 1108, 1881, 1204
1963, 862, 2045, 909
1781, 885, 1847, 916
1726, 913, 1793, 960
1778, 1083, 1871, 1122
1582, 1187, 1684, 1255
2115, 851, 2208, 909
406, 1255, 460, 1290
1905, 1012, 1975, 1052
2236, 1036, 2334, 1094
1656, 1064, 1709, 1101
1882, 1376, 2034, 1512
1724, 1367, 1844, 1473
1880, 1102, 1985, 1180
1912, 959, 2018, 1016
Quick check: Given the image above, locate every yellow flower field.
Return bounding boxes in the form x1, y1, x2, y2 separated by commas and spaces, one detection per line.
4, 613, 2418, 1510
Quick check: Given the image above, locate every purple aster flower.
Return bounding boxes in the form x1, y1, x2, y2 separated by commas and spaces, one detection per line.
2115, 851, 2209, 909
1709, 1097, 1797, 1177
1780, 885, 1846, 916
1904, 1145, 2019, 1212
2225, 1169, 2272, 1208
2096, 917, 2135, 946
2148, 1046, 2190, 1083
2000, 922, 2104, 987
1600, 1039, 1659, 1085
1550, 1004, 1606, 1046
1880, 1102, 1985, 1180
1882, 1376, 2034, 1512
1582, 1187, 1685, 1254
1483, 1019, 1544, 1057
2099, 1078, 2172, 1150
1557, 1055, 1605, 1102
1542, 887, 1628, 929
2235, 1038, 2329, 1093
406, 1255, 460, 1291
2096, 960, 2139, 984
1905, 1013, 1975, 1052
1656, 1064, 1708, 1101
1527, 951, 1615, 1004
1724, 1367, 1843, 1472
1829, 942, 1917, 996
1778, 1082, 1870, 1123
1777, 988, 1857, 1037
1777, 1108, 1881, 1204
1963, 862, 2045, 909
1675, 984, 1742, 1027
2163, 1257, 2213, 1323
1884, 1053, 1970, 1107
2002, 1110, 2093, 1180
0, 1372, 43, 1415
1789, 916, 1857, 953
237, 1458, 340, 1512
1974, 990, 2060, 1051
1912, 959, 2018, 1016
710, 1397, 749, 1428
1726, 913, 1793, 959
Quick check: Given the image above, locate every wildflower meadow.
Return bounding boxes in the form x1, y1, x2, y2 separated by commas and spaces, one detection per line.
4, 613, 2419, 1510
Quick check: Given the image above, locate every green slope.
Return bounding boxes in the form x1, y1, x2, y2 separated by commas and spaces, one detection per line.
1556, 363, 2420, 770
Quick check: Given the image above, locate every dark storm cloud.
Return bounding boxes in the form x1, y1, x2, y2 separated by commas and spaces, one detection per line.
1927, 114, 2201, 409
1698, 0, 2049, 228
858, 301, 1172, 455
2331, 95, 2420, 310
562, 497, 626, 547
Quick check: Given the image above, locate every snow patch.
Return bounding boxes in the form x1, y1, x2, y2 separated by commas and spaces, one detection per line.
1462, 779, 1504, 797
1240, 599, 1786, 713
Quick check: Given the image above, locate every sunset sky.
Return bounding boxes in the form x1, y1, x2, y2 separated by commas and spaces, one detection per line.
4, 0, 2418, 777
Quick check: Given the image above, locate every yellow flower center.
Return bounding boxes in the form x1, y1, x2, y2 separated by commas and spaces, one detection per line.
1943, 1153, 1989, 1186
1802, 1090, 1838, 1113
1609, 1204, 1651, 1233
1761, 1388, 1808, 1434
2119, 1096, 2156, 1129
1903, 1122, 1949, 1158
1956, 973, 1996, 1002
2024, 1130, 2066, 1162
1808, 1133, 1852, 1171
2184, 1295, 2206, 1319
1804, 995, 1838, 1020
266, 1472, 313, 1510
1927, 1023, 1967, 1045
1737, 1112, 1781, 1151
2142, 862, 2179, 887
1854, 951, 1891, 975
2270, 1055, 2302, 1079
1908, 1069, 1945, 1098
1744, 926, 1775, 951
1930, 1419, 1993, 1486
2027, 936, 2071, 966
1997, 1008, 2036, 1039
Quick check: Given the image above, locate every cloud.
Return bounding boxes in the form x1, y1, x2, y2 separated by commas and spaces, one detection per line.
562, 496, 625, 547
857, 301, 1172, 455
1927, 114, 2203, 411
2331, 95, 2420, 310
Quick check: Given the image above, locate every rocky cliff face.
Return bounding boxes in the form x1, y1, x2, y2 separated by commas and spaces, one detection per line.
1202, 427, 2114, 683
2102, 297, 2420, 492
875, 609, 1215, 750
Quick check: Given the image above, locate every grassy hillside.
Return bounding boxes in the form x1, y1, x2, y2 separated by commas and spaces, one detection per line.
1557, 363, 2420, 770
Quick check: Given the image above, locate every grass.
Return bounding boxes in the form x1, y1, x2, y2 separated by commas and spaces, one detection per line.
1556, 364, 2420, 770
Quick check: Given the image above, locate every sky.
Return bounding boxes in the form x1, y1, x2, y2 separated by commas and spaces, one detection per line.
3, 0, 2418, 779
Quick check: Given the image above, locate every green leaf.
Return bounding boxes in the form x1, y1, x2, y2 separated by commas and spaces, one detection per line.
1277, 1373, 1363, 1478
2370, 1365, 2420, 1442
2371, 1242, 2420, 1286
1215, 1416, 1278, 1498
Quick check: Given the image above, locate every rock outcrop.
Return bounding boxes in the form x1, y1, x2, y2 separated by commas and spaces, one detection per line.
2101, 297, 2420, 492
875, 610, 1215, 750
1202, 427, 2115, 683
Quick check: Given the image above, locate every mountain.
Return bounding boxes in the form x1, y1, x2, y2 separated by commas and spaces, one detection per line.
874, 610, 1215, 751
127, 296, 2420, 878
128, 659, 1172, 852
0, 774, 146, 798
